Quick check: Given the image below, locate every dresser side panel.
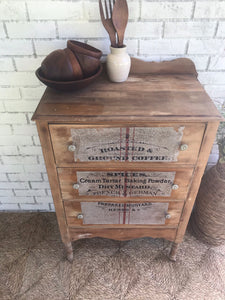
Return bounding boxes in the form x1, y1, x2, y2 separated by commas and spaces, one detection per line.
36, 120, 70, 244
175, 121, 220, 243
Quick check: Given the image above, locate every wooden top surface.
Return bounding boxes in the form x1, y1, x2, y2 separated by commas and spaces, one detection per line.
32, 59, 222, 123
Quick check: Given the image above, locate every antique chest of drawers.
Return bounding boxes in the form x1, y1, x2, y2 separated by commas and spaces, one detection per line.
32, 58, 222, 261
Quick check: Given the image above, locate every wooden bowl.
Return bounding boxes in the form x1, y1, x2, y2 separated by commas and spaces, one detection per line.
41, 48, 83, 81
75, 52, 101, 77
36, 64, 103, 91
67, 40, 102, 59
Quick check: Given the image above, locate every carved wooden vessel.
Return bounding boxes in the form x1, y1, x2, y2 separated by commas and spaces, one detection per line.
32, 58, 222, 261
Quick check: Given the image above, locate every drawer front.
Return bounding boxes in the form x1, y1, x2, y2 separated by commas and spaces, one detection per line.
50, 124, 205, 165
58, 168, 193, 200
69, 227, 177, 242
64, 201, 184, 226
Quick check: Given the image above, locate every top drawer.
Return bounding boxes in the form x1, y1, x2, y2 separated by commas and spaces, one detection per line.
50, 123, 205, 166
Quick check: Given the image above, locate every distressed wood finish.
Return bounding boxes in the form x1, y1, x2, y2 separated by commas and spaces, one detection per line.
174, 123, 220, 244
50, 123, 205, 166
36, 121, 73, 261
58, 167, 193, 200
32, 60, 222, 124
69, 227, 177, 242
169, 242, 179, 261
32, 58, 222, 261
130, 57, 198, 76
64, 200, 184, 227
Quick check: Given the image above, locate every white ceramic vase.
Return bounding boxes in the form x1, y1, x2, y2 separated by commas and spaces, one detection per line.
106, 46, 131, 82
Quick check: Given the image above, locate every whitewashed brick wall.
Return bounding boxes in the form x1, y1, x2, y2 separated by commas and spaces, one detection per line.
0, 0, 224, 211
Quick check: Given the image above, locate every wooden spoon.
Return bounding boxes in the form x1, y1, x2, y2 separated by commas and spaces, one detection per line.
112, 0, 128, 47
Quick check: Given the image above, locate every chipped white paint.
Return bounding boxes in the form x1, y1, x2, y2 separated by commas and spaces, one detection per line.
77, 233, 93, 239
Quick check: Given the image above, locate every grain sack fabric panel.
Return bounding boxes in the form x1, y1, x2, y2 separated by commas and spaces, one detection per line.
71, 127, 184, 162
76, 171, 176, 197
81, 202, 169, 225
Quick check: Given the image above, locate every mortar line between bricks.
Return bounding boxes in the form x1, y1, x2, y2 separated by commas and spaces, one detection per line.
191, 1, 196, 20
2, 22, 9, 38
4, 20, 67, 24
55, 21, 59, 39
2, 37, 64, 41
25, 113, 31, 125
5, 173, 10, 182
11, 57, 17, 72
0, 55, 45, 59
193, 18, 225, 21
206, 57, 211, 71
137, 40, 140, 56
214, 21, 219, 38
31, 39, 37, 57
138, 0, 141, 21
3, 35, 224, 42
25, 2, 30, 21
185, 40, 189, 55
142, 18, 225, 22
0, 37, 82, 41
162, 21, 165, 38
18, 88, 23, 99
156, 0, 197, 1
199, 70, 225, 73
9, 124, 14, 135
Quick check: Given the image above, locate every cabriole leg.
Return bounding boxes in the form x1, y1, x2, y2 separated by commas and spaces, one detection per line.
169, 242, 179, 261
65, 242, 73, 262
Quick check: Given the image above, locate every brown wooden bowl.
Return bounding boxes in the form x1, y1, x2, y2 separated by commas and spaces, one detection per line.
67, 40, 102, 59
36, 64, 103, 91
41, 48, 83, 81
75, 52, 101, 78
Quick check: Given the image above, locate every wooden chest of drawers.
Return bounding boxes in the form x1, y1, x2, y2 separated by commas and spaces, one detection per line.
32, 58, 222, 261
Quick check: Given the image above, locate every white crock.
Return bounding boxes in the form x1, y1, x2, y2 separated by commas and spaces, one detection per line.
106, 46, 131, 82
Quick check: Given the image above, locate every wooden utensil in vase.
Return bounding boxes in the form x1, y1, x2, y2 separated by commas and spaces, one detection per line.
112, 0, 128, 47
99, 0, 117, 47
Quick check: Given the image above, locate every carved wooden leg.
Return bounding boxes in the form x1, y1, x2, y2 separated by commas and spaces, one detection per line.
65, 242, 73, 262
169, 242, 179, 261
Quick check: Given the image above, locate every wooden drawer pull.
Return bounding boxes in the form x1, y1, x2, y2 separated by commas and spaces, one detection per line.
73, 183, 80, 190
180, 144, 188, 151
68, 144, 76, 152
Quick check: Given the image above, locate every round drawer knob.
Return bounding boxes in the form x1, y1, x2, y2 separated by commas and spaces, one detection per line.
73, 183, 80, 190
165, 213, 171, 219
77, 213, 83, 219
172, 184, 179, 190
68, 144, 76, 152
180, 144, 188, 151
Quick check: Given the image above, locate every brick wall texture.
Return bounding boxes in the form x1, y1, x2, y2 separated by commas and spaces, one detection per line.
0, 0, 225, 211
